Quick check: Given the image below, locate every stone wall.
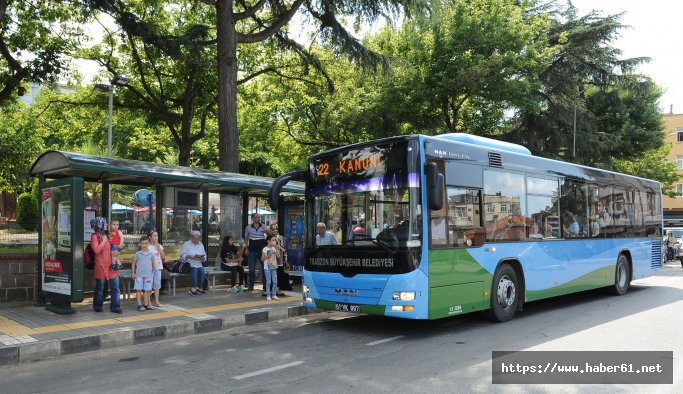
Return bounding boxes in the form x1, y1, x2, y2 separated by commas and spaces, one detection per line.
0, 254, 38, 302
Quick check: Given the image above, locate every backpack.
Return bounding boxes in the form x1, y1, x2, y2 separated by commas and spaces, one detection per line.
84, 243, 96, 270
84, 233, 103, 270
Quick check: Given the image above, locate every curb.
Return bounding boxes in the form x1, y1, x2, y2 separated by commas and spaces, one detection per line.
0, 305, 318, 366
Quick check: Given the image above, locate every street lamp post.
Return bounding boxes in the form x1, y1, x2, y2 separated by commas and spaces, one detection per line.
94, 75, 130, 223
94, 75, 129, 158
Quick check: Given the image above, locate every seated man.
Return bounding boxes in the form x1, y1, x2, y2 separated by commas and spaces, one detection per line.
315, 223, 338, 246
563, 212, 579, 238
529, 223, 543, 239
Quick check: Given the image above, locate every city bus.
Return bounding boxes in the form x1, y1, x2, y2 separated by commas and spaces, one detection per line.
269, 133, 663, 321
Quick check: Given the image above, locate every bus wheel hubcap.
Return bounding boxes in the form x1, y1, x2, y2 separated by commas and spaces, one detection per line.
617, 263, 627, 288
497, 275, 515, 309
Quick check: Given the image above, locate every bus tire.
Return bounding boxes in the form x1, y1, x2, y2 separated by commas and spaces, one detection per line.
486, 264, 519, 322
609, 254, 630, 296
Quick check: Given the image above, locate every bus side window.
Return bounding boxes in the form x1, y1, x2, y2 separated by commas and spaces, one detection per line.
447, 187, 483, 247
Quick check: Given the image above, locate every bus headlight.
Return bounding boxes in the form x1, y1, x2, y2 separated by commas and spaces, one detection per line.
392, 291, 415, 301
302, 284, 310, 293
391, 305, 414, 312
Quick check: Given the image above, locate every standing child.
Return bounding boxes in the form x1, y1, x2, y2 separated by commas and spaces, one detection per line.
261, 234, 279, 301
148, 230, 165, 307
132, 236, 156, 311
108, 219, 124, 270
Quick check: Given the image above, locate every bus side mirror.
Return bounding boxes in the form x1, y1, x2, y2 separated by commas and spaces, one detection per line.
425, 163, 444, 211
269, 170, 307, 211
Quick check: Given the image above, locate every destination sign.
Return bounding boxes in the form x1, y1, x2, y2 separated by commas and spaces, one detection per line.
313, 149, 386, 179
310, 140, 415, 185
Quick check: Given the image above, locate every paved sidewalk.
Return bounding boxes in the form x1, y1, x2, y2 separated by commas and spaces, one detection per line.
0, 285, 312, 366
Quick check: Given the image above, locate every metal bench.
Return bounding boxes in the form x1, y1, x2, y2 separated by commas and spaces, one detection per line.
204, 266, 231, 290
167, 266, 252, 295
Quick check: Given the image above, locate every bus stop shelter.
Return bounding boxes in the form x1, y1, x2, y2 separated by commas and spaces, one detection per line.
30, 151, 304, 312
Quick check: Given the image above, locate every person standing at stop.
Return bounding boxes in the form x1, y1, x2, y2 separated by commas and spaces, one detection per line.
244, 213, 267, 291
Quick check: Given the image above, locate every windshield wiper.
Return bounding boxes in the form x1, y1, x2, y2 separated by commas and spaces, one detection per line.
372, 239, 394, 252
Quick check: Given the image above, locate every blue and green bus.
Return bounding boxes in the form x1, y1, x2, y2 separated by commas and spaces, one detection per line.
269, 134, 662, 321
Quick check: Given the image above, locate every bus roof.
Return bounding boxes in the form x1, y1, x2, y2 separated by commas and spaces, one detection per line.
422, 134, 661, 190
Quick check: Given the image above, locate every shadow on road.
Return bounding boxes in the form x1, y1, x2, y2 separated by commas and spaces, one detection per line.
302, 271, 683, 344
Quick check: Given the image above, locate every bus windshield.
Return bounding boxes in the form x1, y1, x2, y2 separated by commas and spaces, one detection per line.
307, 140, 421, 251
312, 186, 420, 248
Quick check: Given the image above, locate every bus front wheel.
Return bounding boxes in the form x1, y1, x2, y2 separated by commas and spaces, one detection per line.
609, 254, 630, 296
487, 264, 519, 322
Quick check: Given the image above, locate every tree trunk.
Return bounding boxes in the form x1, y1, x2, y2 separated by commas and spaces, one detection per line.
216, 0, 239, 173
178, 142, 192, 166
220, 193, 243, 242
215, 0, 244, 237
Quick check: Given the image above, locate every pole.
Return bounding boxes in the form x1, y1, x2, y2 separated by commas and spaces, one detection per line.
107, 86, 113, 158
572, 102, 577, 157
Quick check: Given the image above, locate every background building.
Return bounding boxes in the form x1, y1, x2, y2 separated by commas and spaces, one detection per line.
663, 113, 683, 226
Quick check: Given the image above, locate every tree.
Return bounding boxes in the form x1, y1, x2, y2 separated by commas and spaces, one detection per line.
368, 0, 554, 134
15, 192, 37, 231
31, 86, 177, 164
240, 49, 382, 153
0, 0, 81, 105
586, 75, 664, 163
0, 102, 43, 192
505, 4, 647, 161
612, 144, 680, 198
210, 0, 428, 172
83, 0, 421, 171
80, 0, 218, 166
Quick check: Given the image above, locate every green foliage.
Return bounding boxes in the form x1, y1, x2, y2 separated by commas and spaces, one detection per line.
506, 3, 658, 163
31, 86, 176, 164
586, 76, 664, 163
0, 102, 44, 192
79, 0, 218, 166
612, 145, 681, 198
0, 0, 83, 105
15, 192, 38, 231
0, 0, 667, 195
369, 0, 554, 133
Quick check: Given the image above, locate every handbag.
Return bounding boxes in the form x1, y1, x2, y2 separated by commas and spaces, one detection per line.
171, 259, 191, 274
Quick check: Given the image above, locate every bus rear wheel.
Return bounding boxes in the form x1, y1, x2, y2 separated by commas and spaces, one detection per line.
486, 264, 519, 322
609, 254, 630, 296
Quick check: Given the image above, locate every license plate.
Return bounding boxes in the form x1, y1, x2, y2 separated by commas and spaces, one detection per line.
335, 303, 360, 313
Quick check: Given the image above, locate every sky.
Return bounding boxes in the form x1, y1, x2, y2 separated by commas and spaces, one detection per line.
569, 0, 683, 114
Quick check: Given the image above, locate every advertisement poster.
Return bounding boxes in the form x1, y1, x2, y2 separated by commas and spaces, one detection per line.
84, 209, 96, 240
283, 203, 305, 272
41, 184, 74, 296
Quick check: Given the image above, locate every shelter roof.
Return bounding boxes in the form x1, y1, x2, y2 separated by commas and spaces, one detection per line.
30, 151, 304, 196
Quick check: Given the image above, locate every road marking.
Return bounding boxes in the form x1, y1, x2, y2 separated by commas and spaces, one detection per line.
365, 335, 404, 346
233, 361, 305, 380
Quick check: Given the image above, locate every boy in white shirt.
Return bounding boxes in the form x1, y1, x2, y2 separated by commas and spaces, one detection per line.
261, 234, 279, 301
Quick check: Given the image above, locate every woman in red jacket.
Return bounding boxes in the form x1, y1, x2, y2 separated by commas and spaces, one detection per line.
91, 217, 122, 313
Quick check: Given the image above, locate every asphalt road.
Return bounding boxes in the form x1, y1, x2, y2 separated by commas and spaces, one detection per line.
2, 266, 683, 393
